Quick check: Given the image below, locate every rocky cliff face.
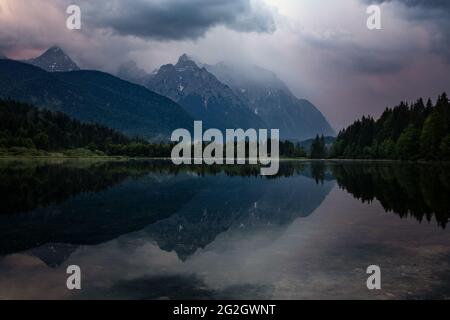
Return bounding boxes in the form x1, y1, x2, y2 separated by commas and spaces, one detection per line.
205, 62, 335, 140
146, 54, 266, 130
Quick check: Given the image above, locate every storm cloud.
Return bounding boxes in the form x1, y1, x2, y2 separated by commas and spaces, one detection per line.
77, 0, 276, 40
302, 31, 413, 75
368, 0, 450, 61
370, 0, 450, 9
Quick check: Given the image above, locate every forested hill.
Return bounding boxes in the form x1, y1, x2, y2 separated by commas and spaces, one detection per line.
0, 99, 172, 157
330, 93, 450, 160
0, 99, 307, 159
0, 59, 193, 140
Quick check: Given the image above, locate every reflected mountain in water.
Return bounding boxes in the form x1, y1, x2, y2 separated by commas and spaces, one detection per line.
143, 173, 334, 260
0, 160, 143, 215
0, 160, 448, 267
0, 161, 333, 260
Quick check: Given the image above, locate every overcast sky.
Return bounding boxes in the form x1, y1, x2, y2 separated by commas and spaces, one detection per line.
1, 0, 449, 129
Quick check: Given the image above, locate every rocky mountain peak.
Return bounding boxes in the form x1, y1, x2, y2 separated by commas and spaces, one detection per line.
178, 53, 191, 63
145, 54, 265, 130
27, 47, 80, 72
175, 54, 199, 72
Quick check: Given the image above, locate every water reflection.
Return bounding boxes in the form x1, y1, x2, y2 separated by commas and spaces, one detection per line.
0, 160, 449, 299
0, 160, 334, 258
331, 162, 450, 228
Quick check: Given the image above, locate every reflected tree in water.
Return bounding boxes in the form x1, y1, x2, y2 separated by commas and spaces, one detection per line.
332, 163, 450, 228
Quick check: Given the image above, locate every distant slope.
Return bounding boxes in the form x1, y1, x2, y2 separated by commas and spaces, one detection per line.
146, 54, 266, 130
27, 47, 80, 72
0, 59, 193, 140
205, 62, 335, 140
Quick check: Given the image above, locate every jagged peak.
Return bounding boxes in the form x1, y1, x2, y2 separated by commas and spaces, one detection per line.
38, 47, 68, 59
178, 53, 192, 63
47, 46, 64, 53
176, 54, 199, 69
28, 46, 80, 72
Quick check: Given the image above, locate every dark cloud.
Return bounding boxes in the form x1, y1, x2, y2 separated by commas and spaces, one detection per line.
370, 0, 450, 9
303, 34, 410, 75
366, 0, 450, 61
77, 0, 276, 41
348, 53, 407, 74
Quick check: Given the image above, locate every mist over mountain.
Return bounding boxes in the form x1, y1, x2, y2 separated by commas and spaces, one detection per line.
117, 60, 152, 85
3, 47, 335, 141
0, 59, 193, 140
205, 62, 336, 140
140, 54, 335, 139
26, 47, 80, 72
146, 54, 266, 130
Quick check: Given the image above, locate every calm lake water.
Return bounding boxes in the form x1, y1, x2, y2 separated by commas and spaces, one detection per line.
0, 160, 449, 300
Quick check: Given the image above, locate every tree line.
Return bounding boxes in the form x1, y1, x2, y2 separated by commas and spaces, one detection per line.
329, 93, 450, 160
4, 94, 448, 161
0, 99, 173, 157
0, 99, 308, 158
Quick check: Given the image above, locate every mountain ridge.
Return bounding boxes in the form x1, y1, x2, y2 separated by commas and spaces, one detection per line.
145, 54, 267, 130
204, 62, 336, 140
121, 54, 335, 139
5, 47, 336, 141
0, 59, 193, 140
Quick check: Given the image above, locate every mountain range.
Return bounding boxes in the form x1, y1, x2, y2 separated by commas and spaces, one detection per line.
0, 58, 192, 140
121, 54, 335, 140
204, 62, 335, 140
1, 47, 335, 141
146, 54, 265, 130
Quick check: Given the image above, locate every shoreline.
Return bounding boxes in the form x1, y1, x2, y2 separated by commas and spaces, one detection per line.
0, 156, 449, 165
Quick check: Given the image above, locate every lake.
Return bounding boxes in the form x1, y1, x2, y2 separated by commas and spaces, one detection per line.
0, 159, 449, 299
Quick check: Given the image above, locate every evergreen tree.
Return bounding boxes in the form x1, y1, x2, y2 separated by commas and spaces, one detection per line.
331, 93, 450, 160
310, 135, 326, 159
397, 125, 420, 160
0, 99, 173, 157
440, 135, 450, 160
